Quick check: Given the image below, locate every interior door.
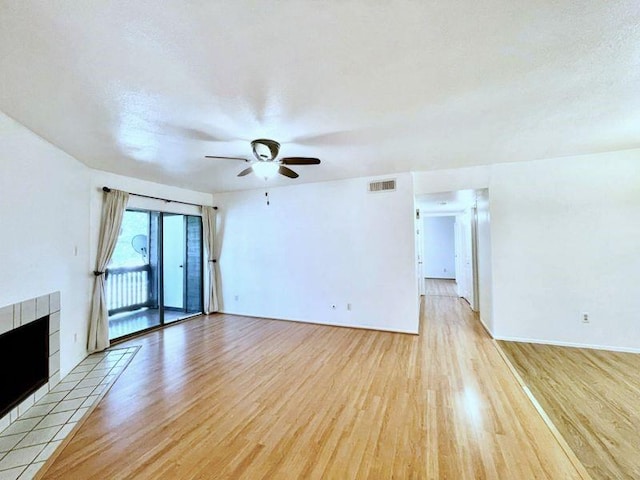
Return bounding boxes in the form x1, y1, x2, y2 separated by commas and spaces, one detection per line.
470, 206, 480, 312
454, 218, 465, 298
458, 211, 475, 308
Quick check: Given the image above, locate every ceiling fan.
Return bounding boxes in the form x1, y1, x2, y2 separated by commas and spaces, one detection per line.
205, 138, 321, 179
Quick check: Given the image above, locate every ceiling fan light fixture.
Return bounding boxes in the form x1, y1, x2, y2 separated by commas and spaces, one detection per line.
252, 161, 279, 179
251, 139, 280, 161
207, 138, 320, 179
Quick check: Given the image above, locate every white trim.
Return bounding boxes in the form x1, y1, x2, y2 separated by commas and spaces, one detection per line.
494, 335, 640, 354
218, 310, 419, 335
478, 315, 493, 338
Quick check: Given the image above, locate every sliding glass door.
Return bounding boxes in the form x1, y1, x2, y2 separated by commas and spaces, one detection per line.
106, 210, 203, 340
106, 210, 161, 339
162, 214, 203, 324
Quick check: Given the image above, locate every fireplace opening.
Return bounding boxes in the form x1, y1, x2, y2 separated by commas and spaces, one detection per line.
0, 315, 49, 418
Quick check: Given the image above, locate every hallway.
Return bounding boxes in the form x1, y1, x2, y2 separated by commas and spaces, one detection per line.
425, 278, 458, 297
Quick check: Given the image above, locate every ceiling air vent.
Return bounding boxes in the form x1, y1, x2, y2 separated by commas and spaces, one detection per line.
368, 179, 396, 193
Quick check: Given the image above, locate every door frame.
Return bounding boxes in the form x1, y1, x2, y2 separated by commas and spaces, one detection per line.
415, 209, 426, 297
470, 206, 480, 312
107, 208, 204, 342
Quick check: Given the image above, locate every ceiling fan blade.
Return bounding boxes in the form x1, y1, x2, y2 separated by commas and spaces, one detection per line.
280, 157, 321, 165
278, 165, 299, 179
205, 155, 249, 162
237, 167, 254, 177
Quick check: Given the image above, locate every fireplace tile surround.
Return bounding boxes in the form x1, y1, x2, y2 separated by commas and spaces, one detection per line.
0, 293, 140, 479
0, 293, 61, 430
0, 346, 139, 479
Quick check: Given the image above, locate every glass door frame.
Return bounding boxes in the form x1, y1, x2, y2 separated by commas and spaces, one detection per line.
161, 212, 205, 324
108, 208, 204, 342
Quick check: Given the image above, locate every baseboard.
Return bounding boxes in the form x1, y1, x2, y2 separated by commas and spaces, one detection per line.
217, 310, 419, 335
494, 336, 640, 354
478, 316, 494, 338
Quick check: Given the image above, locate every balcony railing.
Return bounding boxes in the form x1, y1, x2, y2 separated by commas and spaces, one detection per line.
106, 264, 153, 315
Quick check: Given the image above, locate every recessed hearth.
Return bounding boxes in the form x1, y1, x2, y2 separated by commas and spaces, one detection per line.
0, 316, 50, 420
0, 293, 61, 433
0, 293, 141, 480
0, 346, 139, 479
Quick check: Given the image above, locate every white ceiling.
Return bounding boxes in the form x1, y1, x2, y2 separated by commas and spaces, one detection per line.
416, 190, 478, 215
1, 1, 639, 193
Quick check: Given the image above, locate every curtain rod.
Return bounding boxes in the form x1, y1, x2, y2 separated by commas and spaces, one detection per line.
102, 186, 217, 210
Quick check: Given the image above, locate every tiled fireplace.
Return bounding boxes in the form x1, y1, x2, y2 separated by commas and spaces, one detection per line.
0, 292, 61, 432
0, 294, 139, 479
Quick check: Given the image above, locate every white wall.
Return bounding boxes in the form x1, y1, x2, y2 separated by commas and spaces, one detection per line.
414, 165, 490, 194
0, 112, 92, 376
414, 149, 640, 351
89, 170, 213, 218
0, 111, 216, 377
423, 216, 456, 279
490, 152, 640, 351
214, 173, 420, 333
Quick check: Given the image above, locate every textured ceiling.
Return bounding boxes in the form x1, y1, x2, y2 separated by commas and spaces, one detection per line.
1, 1, 639, 192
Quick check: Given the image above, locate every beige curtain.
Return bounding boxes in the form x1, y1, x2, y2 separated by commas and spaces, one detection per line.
88, 189, 129, 353
202, 206, 219, 314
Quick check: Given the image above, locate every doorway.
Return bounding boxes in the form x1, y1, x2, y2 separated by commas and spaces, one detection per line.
415, 190, 482, 311
423, 215, 458, 298
106, 209, 204, 340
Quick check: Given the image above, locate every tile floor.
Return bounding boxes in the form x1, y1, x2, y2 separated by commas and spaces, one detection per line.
0, 346, 139, 480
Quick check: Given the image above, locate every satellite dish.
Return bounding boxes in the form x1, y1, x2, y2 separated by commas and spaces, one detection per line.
131, 234, 148, 256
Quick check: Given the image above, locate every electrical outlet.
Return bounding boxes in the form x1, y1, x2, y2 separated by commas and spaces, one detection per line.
347, 303, 352, 311
582, 312, 590, 324
74, 333, 78, 343
234, 295, 239, 301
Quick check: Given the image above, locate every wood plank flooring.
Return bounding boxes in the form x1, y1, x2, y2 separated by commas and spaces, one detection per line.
498, 341, 640, 480
425, 278, 458, 297
40, 298, 584, 479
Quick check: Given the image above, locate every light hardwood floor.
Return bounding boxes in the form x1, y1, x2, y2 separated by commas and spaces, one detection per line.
40, 298, 585, 479
498, 341, 640, 480
425, 278, 458, 297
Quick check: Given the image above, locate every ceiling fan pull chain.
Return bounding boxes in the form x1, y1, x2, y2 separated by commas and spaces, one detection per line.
265, 191, 270, 206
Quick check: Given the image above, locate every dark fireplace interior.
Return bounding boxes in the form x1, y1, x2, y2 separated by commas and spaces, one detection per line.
0, 315, 49, 418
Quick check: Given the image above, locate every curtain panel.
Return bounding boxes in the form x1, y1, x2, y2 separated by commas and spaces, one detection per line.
202, 206, 219, 314
87, 189, 129, 352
